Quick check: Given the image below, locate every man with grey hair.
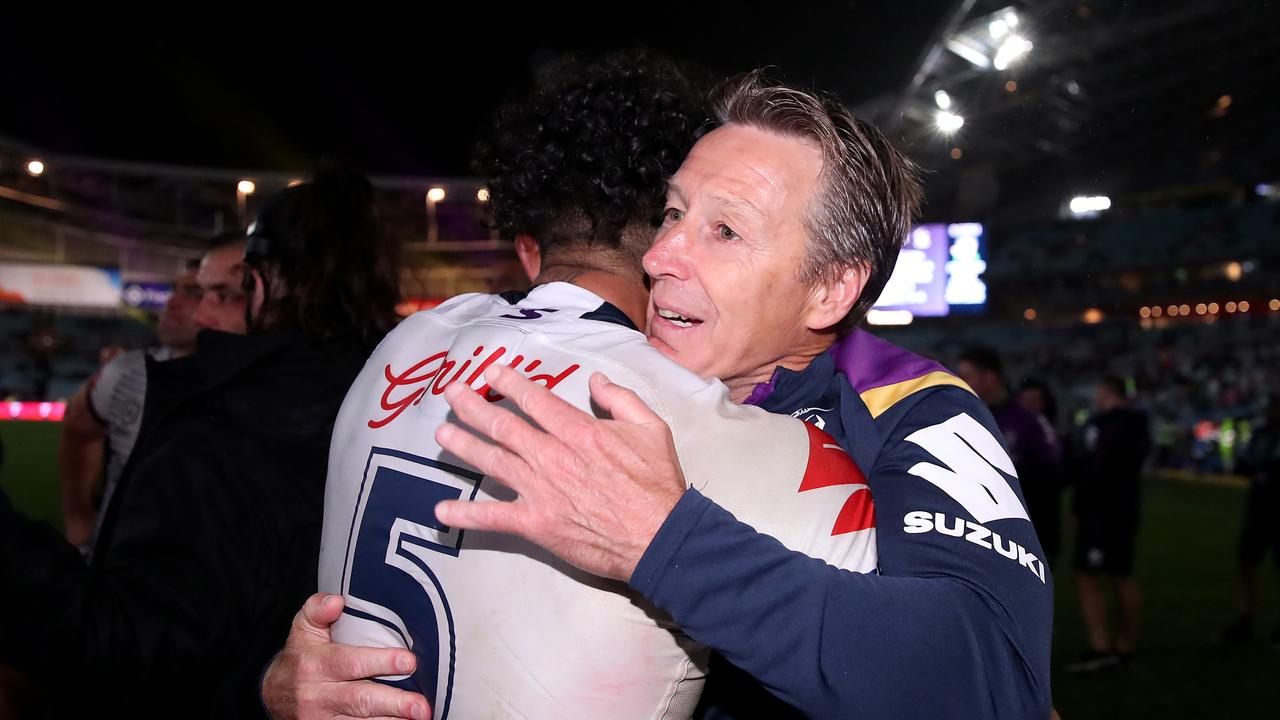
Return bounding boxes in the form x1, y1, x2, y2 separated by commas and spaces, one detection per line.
266, 69, 1052, 719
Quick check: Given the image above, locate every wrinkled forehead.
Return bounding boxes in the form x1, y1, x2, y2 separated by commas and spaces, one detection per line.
670, 124, 823, 221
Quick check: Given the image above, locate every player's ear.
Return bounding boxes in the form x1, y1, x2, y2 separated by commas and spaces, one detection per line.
514, 235, 541, 282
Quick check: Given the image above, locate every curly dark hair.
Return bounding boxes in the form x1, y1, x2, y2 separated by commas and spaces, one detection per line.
474, 50, 711, 257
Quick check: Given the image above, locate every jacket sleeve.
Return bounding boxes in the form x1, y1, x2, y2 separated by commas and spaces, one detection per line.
629, 388, 1053, 720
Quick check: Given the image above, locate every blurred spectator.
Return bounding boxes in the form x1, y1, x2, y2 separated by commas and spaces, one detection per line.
1067, 375, 1152, 672
57, 260, 205, 551
21, 317, 59, 401
958, 346, 1064, 566
1018, 378, 1059, 428
193, 232, 250, 334
0, 166, 401, 718
1219, 392, 1280, 647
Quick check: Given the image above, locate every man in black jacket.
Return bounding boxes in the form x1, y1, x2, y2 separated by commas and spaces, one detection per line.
0, 168, 401, 718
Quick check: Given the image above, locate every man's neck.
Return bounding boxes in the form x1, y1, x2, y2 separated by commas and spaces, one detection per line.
534, 264, 648, 329
723, 335, 835, 404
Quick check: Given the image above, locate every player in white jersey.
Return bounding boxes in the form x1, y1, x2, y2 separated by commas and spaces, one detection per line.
319, 282, 876, 718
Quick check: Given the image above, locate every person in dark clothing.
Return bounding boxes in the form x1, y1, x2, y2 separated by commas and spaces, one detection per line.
0, 167, 401, 718
1066, 374, 1152, 673
958, 346, 1064, 565
1220, 393, 1280, 646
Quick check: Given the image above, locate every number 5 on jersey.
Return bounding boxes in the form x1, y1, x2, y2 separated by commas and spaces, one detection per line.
336, 447, 483, 720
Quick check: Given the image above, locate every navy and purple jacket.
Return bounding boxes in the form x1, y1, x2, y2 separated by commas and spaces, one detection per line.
631, 329, 1054, 720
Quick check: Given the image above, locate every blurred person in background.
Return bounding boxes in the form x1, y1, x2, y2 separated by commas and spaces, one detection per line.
193, 232, 250, 334
958, 346, 1064, 567
1019, 377, 1060, 430
58, 259, 205, 550
1219, 392, 1280, 647
0, 166, 401, 718
1067, 374, 1151, 673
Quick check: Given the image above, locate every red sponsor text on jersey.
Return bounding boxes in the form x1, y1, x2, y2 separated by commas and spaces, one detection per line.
369, 344, 580, 428
798, 422, 875, 535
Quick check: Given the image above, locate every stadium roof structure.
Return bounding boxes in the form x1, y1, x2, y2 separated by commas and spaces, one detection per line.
861, 0, 1280, 222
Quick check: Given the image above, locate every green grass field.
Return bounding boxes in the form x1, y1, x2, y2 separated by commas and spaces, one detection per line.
2, 420, 1276, 717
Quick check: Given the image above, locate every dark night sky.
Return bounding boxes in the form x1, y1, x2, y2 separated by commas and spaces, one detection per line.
0, 3, 941, 177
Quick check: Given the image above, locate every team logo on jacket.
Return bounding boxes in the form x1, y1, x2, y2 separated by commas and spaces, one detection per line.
370, 344, 580, 428
797, 423, 875, 535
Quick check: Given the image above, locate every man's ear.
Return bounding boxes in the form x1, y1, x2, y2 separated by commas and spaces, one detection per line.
804, 263, 869, 331
514, 235, 541, 282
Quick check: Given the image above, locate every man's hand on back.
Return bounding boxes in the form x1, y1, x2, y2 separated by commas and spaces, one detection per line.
435, 365, 686, 581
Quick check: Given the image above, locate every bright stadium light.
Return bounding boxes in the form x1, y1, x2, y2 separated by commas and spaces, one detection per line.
866, 309, 915, 326
237, 180, 256, 195
1069, 195, 1111, 216
26, 159, 45, 176
935, 110, 965, 133
476, 187, 490, 203
945, 38, 991, 68
1225, 261, 1243, 281
993, 35, 1033, 71
427, 187, 446, 203
934, 90, 952, 110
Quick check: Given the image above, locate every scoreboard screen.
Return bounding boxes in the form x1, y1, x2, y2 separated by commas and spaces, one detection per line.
873, 222, 987, 319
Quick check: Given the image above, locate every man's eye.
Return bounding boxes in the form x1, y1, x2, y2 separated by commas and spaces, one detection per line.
663, 207, 684, 223
718, 224, 740, 241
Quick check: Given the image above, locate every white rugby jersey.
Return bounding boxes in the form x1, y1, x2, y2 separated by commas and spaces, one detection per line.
318, 282, 877, 720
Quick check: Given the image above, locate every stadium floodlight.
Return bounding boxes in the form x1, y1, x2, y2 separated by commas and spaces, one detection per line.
426, 187, 446, 203
476, 187, 490, 203
993, 35, 1033, 71
26, 159, 45, 176
1069, 195, 1111, 216
934, 90, 952, 110
945, 38, 991, 68
935, 110, 965, 133
237, 180, 256, 195
866, 309, 914, 326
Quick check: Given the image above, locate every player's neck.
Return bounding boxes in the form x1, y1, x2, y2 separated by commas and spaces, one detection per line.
534, 264, 649, 329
